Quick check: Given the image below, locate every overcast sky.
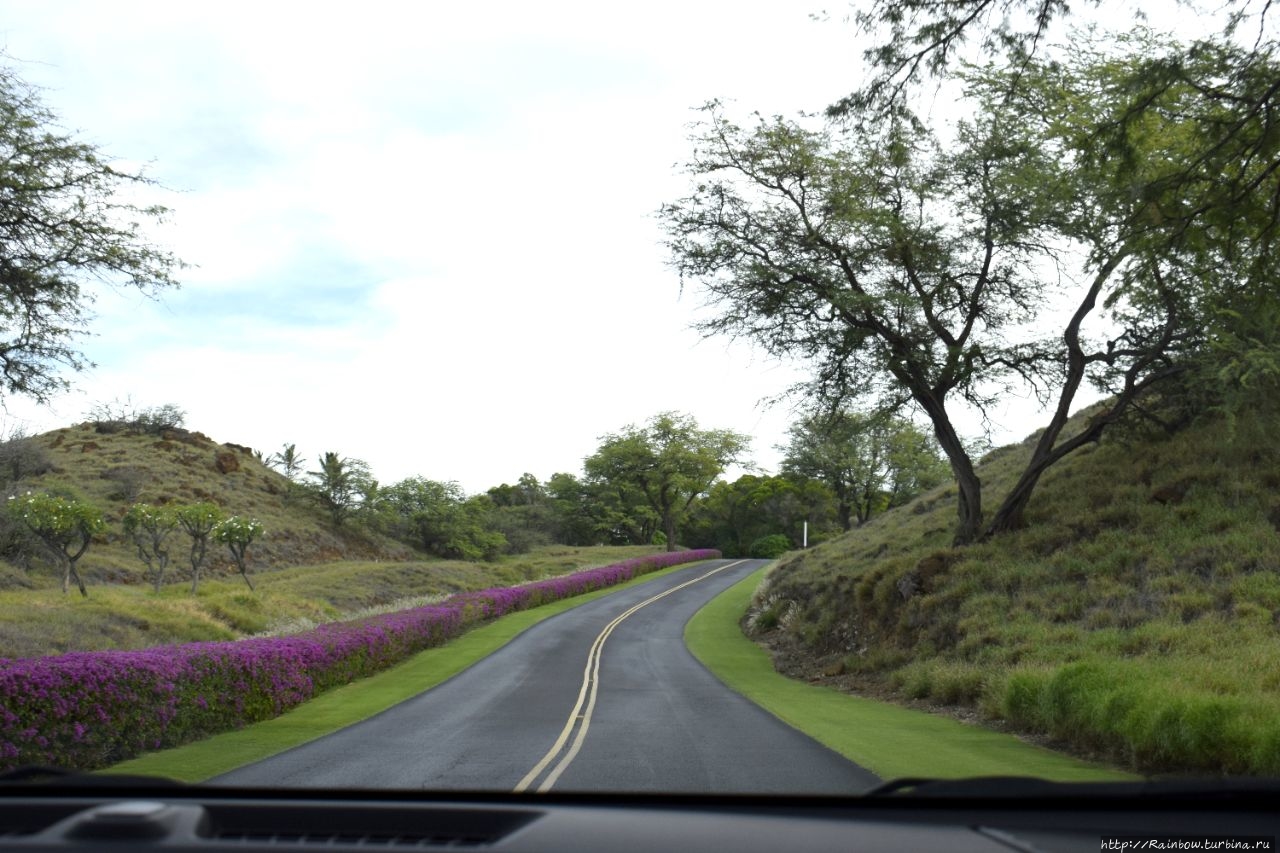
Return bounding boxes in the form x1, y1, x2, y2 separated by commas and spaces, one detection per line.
0, 1, 1159, 493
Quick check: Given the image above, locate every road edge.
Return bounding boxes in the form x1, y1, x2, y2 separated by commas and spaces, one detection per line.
683, 563, 1137, 782
105, 559, 726, 783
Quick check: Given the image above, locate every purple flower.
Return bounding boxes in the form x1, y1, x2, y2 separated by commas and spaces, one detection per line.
0, 549, 720, 772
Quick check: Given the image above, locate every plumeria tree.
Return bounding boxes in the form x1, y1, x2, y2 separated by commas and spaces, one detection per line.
173, 502, 223, 594
7, 493, 105, 596
213, 515, 264, 591
122, 503, 179, 593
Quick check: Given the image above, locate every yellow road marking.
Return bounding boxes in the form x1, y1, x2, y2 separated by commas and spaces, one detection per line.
513, 560, 748, 793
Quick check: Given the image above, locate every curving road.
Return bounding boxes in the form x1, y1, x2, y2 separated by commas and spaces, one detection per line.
213, 558, 878, 794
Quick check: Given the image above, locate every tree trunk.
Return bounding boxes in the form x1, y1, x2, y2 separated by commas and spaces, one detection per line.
985, 253, 1135, 539
950, 457, 983, 546
837, 501, 853, 532
663, 513, 677, 551
913, 390, 983, 545
67, 560, 87, 597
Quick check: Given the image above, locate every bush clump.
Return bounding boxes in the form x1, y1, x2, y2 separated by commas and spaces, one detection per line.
749, 534, 792, 559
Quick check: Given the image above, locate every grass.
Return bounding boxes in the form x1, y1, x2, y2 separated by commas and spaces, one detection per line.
17, 423, 414, 581
759, 403, 1280, 775
0, 545, 666, 659
104, 557, 715, 782
686, 566, 1134, 782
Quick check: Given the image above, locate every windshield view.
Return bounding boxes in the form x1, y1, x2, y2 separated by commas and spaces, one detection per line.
0, 0, 1278, 804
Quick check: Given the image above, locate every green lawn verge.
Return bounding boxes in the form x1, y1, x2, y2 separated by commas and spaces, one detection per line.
105, 558, 713, 782
684, 565, 1138, 783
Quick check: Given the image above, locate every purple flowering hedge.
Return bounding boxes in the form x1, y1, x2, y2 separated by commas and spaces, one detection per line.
0, 549, 720, 772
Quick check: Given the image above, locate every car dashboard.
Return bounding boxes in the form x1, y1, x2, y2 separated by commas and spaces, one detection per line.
0, 778, 1275, 853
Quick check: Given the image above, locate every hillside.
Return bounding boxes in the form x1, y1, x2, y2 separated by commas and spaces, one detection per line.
754, 404, 1280, 775
0, 422, 677, 661
0, 421, 413, 590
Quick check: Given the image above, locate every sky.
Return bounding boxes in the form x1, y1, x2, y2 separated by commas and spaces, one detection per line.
0, 1, 1169, 493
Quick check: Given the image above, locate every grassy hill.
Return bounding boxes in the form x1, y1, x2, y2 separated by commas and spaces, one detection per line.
0, 421, 663, 660
0, 421, 413, 587
754, 404, 1280, 776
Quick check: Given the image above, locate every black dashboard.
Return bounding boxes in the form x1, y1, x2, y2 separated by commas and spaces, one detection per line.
0, 778, 1275, 853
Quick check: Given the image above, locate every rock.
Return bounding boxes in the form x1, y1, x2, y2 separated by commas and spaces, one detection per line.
1150, 482, 1189, 505
898, 551, 957, 600
214, 451, 240, 474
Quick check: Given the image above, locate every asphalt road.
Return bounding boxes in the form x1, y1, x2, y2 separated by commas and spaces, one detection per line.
213, 558, 878, 794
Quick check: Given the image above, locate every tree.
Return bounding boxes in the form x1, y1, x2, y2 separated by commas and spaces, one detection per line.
544, 472, 608, 546
884, 420, 953, 507
583, 412, 750, 551
685, 474, 835, 556
6, 492, 104, 595
781, 411, 949, 530
123, 503, 178, 593
213, 516, 264, 591
838, 2, 1280, 423
662, 104, 1055, 543
836, 0, 1276, 128
173, 502, 223, 594
266, 443, 306, 481
965, 32, 1280, 533
486, 474, 557, 554
307, 452, 373, 527
662, 41, 1279, 544
0, 68, 182, 404
377, 477, 506, 560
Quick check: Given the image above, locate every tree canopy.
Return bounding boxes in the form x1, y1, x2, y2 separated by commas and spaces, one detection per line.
662, 26, 1280, 544
781, 411, 949, 530
0, 63, 182, 402
584, 412, 750, 551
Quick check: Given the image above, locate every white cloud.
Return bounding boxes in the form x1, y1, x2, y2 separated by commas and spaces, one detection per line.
0, 0, 1072, 493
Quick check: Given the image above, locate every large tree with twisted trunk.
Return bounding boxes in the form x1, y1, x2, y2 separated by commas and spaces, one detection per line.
662, 29, 1280, 544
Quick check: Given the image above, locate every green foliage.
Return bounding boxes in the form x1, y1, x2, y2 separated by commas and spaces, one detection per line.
748, 534, 792, 559
766, 403, 1280, 774
173, 501, 224, 594
543, 472, 609, 546
265, 443, 306, 482
7, 492, 105, 596
375, 478, 507, 561
665, 28, 1280, 544
123, 503, 179, 592
0, 545, 664, 659
213, 516, 265, 591
306, 452, 373, 527
584, 412, 749, 551
0, 68, 182, 405
686, 474, 835, 556
782, 411, 949, 530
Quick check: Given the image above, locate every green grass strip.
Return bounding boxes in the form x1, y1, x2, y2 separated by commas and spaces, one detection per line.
684, 566, 1138, 783
106, 560, 712, 783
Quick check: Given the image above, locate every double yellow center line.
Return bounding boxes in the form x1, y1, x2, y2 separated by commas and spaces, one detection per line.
513, 560, 747, 793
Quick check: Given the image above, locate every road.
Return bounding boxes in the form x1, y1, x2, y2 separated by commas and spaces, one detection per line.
213, 558, 878, 794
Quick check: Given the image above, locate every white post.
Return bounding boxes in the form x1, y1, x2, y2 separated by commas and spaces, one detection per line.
803, 521, 808, 548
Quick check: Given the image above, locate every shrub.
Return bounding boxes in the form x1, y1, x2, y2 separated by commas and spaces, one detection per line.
0, 433, 53, 486
749, 534, 792, 559
0, 548, 721, 772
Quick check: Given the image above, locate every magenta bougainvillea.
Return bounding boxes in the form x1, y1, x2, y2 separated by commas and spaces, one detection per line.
0, 549, 719, 772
